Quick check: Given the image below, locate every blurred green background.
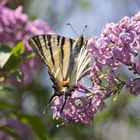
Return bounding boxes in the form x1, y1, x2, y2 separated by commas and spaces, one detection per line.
0, 0, 140, 140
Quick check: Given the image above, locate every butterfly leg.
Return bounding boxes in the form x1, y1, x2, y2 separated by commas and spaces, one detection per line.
48, 92, 61, 105
60, 92, 72, 114
60, 95, 67, 114
43, 92, 62, 114
48, 84, 63, 105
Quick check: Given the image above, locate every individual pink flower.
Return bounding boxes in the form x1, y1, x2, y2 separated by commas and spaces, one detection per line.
136, 61, 140, 74
126, 78, 140, 96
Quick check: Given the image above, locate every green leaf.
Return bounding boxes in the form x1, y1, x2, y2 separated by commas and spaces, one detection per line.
0, 100, 15, 110
0, 45, 12, 68
4, 42, 25, 70
127, 114, 139, 128
12, 114, 48, 140
12, 42, 25, 57
0, 125, 22, 140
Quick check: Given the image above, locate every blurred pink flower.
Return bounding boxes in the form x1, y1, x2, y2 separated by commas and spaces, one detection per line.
126, 78, 140, 96
0, 114, 31, 140
0, 0, 53, 85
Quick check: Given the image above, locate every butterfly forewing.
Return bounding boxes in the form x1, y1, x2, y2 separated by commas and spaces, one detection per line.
28, 34, 77, 90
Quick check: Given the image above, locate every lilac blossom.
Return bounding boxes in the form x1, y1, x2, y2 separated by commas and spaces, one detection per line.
52, 94, 102, 124
52, 11, 140, 124
88, 11, 140, 96
52, 83, 106, 124
136, 60, 140, 74
126, 78, 140, 96
0, 0, 53, 84
88, 12, 140, 69
0, 2, 53, 48
0, 132, 7, 140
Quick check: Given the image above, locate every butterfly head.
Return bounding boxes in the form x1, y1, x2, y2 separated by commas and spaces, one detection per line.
73, 35, 85, 55
75, 34, 84, 46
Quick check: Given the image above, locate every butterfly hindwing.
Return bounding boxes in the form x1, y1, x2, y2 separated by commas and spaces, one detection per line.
76, 41, 91, 81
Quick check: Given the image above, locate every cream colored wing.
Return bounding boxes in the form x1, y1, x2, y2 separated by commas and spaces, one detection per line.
69, 40, 91, 86
28, 34, 75, 90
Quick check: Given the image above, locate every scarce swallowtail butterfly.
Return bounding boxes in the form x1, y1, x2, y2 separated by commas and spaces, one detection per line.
28, 34, 91, 113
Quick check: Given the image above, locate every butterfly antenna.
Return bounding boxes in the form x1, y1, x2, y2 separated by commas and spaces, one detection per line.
81, 25, 87, 35
67, 23, 79, 37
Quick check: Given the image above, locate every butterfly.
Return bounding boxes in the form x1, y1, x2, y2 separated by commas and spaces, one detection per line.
28, 34, 91, 113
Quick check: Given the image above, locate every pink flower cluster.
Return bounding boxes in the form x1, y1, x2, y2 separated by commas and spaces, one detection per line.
89, 11, 140, 96
0, 0, 53, 84
53, 91, 106, 124
0, 1, 52, 49
53, 11, 140, 124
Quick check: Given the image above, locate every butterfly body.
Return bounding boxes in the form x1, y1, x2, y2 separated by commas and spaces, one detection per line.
28, 34, 90, 113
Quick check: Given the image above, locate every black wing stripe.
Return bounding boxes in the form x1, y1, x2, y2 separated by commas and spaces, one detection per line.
57, 36, 60, 46
47, 35, 51, 47
47, 35, 55, 66
69, 39, 73, 51
65, 39, 74, 79
33, 37, 46, 60
29, 37, 50, 69
60, 37, 65, 67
